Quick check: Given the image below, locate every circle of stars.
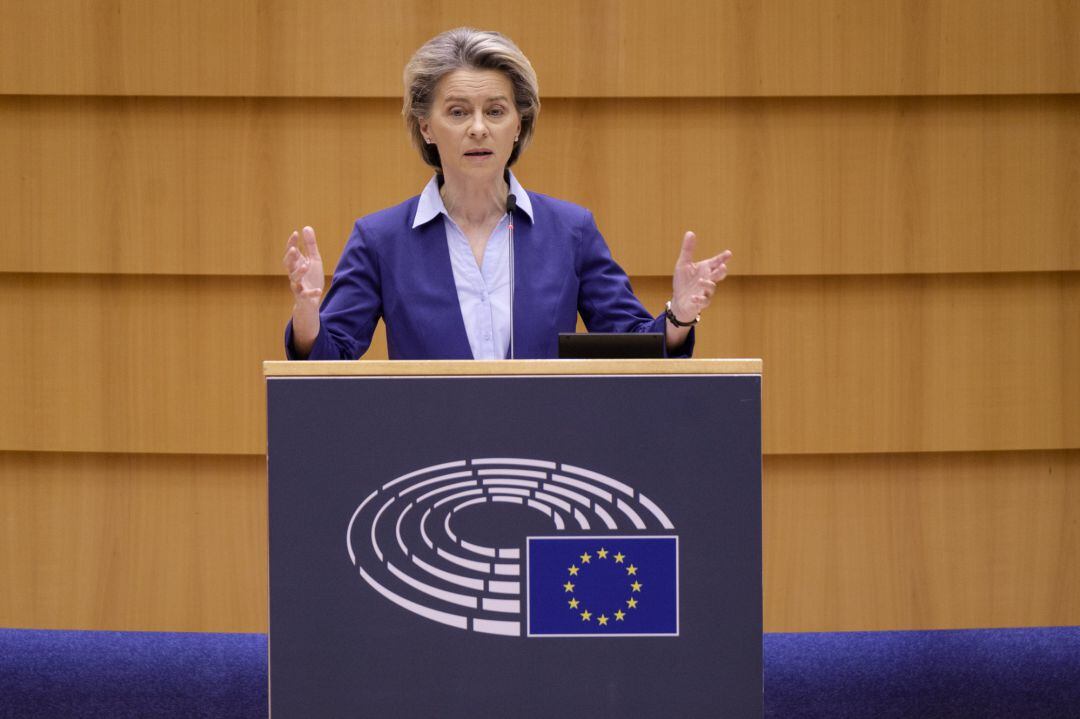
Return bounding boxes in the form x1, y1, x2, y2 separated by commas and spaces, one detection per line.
562, 546, 642, 629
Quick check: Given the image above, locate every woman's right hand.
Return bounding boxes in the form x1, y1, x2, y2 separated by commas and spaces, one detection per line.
283, 226, 324, 356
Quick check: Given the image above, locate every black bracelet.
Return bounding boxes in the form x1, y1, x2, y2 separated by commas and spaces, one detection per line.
665, 300, 700, 327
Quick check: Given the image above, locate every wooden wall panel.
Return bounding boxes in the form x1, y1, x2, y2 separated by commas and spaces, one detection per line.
0, 273, 383, 456
3, 95, 1078, 277
0, 96, 428, 278
2, 0, 1078, 97
0, 452, 267, 632
531, 96, 1080, 277
3, 449, 1075, 632
764, 450, 1080, 632
2, 272, 1075, 456
635, 273, 1080, 455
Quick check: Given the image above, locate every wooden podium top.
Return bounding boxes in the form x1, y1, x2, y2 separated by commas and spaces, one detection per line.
263, 358, 762, 377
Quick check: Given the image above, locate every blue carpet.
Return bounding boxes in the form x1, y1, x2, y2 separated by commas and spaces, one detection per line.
0, 627, 1077, 717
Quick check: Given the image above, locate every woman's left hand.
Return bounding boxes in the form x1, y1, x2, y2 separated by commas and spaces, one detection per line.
670, 231, 732, 323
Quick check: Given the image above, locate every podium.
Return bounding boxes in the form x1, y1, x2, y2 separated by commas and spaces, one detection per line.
265, 359, 763, 717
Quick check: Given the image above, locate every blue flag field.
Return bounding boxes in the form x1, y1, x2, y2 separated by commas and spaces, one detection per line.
526, 536, 679, 637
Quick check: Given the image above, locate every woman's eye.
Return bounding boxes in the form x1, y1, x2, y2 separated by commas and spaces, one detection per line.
449, 108, 466, 118
488, 107, 504, 117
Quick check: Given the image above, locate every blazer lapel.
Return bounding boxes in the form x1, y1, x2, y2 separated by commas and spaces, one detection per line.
413, 219, 474, 359
507, 214, 549, 359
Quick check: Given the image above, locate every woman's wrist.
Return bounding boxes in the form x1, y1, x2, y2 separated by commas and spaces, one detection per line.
291, 304, 320, 344
665, 300, 700, 327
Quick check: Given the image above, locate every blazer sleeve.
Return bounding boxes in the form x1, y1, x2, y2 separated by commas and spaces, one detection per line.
285, 220, 383, 360
574, 211, 695, 358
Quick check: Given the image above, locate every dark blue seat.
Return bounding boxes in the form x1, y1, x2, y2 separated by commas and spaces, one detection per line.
1, 627, 1077, 718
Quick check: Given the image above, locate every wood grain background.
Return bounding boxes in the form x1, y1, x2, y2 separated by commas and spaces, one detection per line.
2, 0, 1077, 633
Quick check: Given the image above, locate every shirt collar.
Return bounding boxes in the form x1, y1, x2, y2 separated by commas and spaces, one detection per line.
412, 170, 535, 228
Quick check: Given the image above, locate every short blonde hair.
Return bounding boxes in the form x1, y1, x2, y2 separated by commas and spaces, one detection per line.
403, 28, 540, 170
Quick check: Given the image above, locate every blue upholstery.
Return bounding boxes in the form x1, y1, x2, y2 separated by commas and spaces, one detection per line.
764, 627, 1080, 718
1, 627, 1077, 718
0, 630, 266, 719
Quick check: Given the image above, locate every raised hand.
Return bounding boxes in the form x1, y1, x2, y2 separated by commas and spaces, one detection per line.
283, 226, 324, 357
283, 226, 325, 308
670, 231, 731, 323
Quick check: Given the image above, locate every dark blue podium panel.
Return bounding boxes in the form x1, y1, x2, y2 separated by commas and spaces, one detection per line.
267, 373, 762, 718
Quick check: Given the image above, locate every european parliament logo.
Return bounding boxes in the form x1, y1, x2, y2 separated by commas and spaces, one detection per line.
346, 458, 680, 638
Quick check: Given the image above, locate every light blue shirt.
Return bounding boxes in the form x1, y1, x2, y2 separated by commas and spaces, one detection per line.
412, 172, 535, 360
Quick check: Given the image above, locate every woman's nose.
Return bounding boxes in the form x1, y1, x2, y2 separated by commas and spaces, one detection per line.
468, 111, 488, 137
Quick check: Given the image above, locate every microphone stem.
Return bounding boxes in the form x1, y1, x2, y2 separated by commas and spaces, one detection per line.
508, 213, 515, 360
506, 192, 517, 360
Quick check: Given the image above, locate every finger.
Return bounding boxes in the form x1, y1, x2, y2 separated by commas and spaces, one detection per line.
708, 257, 729, 277
710, 264, 728, 281
705, 250, 733, 271
677, 231, 697, 264
291, 279, 322, 299
283, 245, 302, 270
302, 226, 321, 260
289, 259, 310, 283
285, 231, 301, 259
283, 233, 300, 266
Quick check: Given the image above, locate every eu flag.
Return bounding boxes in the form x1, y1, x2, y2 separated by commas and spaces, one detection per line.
527, 536, 679, 637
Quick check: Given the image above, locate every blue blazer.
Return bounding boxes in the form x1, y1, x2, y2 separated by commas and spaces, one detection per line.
286, 192, 694, 360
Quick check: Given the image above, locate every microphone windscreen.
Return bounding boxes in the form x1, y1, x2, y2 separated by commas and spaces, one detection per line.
506, 193, 517, 214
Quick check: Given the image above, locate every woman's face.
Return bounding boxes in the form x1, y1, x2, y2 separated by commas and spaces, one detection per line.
420, 68, 521, 183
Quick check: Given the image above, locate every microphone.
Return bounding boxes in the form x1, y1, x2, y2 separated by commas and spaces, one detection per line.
506, 193, 517, 359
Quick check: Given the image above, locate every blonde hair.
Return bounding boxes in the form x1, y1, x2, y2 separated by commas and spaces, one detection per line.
403, 28, 540, 170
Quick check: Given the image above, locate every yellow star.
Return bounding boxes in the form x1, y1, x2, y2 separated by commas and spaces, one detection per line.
568, 565, 579, 576
580, 552, 592, 564
580, 610, 592, 621
563, 581, 575, 592
614, 610, 626, 621
626, 564, 638, 576
568, 598, 579, 609
613, 552, 626, 563
596, 548, 609, 559
631, 581, 642, 592
598, 614, 609, 626
626, 598, 638, 609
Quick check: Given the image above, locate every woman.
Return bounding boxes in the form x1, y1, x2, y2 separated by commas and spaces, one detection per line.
284, 28, 730, 360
